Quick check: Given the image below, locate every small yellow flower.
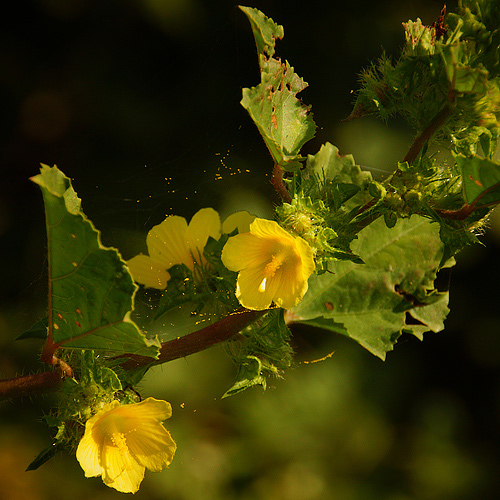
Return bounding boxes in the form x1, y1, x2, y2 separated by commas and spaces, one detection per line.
221, 218, 315, 310
127, 208, 255, 289
127, 208, 221, 289
76, 398, 176, 494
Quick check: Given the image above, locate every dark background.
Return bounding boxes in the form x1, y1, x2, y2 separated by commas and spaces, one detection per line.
2, 1, 500, 499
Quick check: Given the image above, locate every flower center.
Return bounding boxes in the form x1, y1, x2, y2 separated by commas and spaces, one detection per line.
111, 432, 129, 455
259, 246, 295, 293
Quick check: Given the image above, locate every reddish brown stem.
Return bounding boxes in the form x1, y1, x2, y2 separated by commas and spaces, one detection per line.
118, 308, 266, 371
433, 177, 500, 220
272, 164, 292, 203
403, 104, 453, 166
0, 371, 64, 401
0, 308, 266, 401
354, 198, 378, 217
434, 204, 475, 220
353, 104, 454, 220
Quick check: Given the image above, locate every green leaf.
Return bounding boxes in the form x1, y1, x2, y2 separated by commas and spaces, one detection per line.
222, 355, 267, 398
223, 309, 292, 397
26, 440, 64, 471
240, 6, 316, 170
16, 317, 48, 340
440, 44, 489, 94
455, 154, 500, 206
303, 142, 372, 207
79, 350, 122, 392
290, 216, 450, 359
403, 18, 436, 55
447, 0, 500, 78
31, 165, 160, 357
405, 293, 450, 340
239, 6, 283, 60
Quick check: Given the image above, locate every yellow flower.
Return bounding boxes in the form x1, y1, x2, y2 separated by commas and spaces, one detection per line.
127, 208, 256, 289
127, 208, 221, 289
76, 398, 176, 494
221, 218, 315, 310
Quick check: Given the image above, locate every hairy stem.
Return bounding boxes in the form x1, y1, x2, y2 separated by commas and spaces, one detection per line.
0, 308, 265, 401
355, 103, 454, 220
272, 164, 292, 203
403, 103, 453, 166
0, 371, 64, 401
117, 308, 265, 371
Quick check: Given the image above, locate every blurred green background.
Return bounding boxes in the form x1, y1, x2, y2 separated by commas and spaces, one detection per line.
2, 0, 500, 499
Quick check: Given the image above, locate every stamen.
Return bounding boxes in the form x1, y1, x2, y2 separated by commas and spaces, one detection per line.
111, 433, 129, 455
263, 255, 283, 278
260, 252, 287, 292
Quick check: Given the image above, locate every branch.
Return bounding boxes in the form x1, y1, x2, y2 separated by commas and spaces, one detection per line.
354, 104, 454, 220
272, 164, 292, 203
0, 308, 266, 401
117, 308, 266, 371
0, 371, 64, 401
403, 103, 453, 166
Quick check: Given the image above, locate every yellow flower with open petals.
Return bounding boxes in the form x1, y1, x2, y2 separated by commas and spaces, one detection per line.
76, 398, 176, 494
221, 218, 315, 310
127, 208, 221, 289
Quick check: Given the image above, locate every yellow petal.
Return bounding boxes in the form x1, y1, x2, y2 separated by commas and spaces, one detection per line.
126, 254, 171, 289
76, 399, 176, 493
249, 217, 293, 241
101, 434, 145, 493
222, 211, 256, 234
76, 431, 104, 478
84, 400, 121, 435
147, 215, 193, 269
104, 465, 144, 494
272, 267, 308, 310
295, 236, 316, 279
127, 422, 177, 472
235, 267, 276, 310
222, 217, 316, 310
272, 240, 314, 309
117, 397, 173, 424
221, 233, 271, 272
185, 208, 221, 264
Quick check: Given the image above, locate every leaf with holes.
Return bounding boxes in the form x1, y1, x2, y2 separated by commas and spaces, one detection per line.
31, 164, 160, 359
289, 216, 450, 359
240, 6, 316, 171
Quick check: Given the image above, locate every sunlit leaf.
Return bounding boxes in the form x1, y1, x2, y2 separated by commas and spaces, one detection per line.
31, 165, 160, 357
239, 5, 283, 60
303, 142, 372, 208
222, 355, 267, 398
240, 6, 316, 171
290, 216, 450, 359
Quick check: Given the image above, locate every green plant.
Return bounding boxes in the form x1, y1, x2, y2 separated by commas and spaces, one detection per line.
2, 1, 499, 492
